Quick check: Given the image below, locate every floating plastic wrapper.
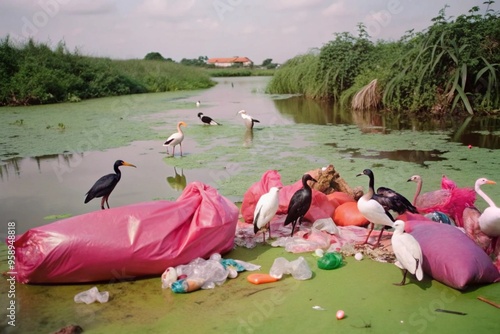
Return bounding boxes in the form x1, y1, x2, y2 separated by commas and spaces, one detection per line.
74, 286, 109, 304
317, 252, 343, 270
269, 257, 312, 280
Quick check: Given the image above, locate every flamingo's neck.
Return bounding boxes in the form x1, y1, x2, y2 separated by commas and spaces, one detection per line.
476, 184, 497, 208
413, 179, 422, 206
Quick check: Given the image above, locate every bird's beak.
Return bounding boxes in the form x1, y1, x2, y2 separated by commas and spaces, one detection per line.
486, 180, 496, 185
406, 178, 412, 182
311, 177, 318, 183
123, 162, 137, 168
356, 173, 363, 177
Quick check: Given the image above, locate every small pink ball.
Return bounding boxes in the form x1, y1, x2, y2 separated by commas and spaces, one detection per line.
336, 310, 345, 320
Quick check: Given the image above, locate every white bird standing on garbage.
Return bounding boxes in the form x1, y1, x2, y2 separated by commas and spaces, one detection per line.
475, 178, 500, 237
253, 187, 281, 243
391, 220, 423, 286
163, 121, 187, 157
238, 110, 260, 129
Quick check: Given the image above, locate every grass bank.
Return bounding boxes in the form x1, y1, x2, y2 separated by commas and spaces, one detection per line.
0, 37, 215, 106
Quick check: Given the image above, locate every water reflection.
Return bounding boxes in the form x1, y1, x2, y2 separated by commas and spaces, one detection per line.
273, 96, 353, 125
0, 152, 84, 181
273, 95, 500, 149
339, 148, 447, 166
166, 167, 187, 191
243, 129, 254, 147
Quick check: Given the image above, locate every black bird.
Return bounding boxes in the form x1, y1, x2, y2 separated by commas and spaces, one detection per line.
84, 160, 136, 210
284, 174, 317, 236
356, 169, 417, 246
197, 112, 221, 125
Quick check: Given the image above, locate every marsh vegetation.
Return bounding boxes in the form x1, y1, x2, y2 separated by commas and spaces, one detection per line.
267, 4, 500, 115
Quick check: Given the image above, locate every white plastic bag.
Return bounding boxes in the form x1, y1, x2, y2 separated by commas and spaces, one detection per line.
269, 257, 312, 280
74, 286, 109, 304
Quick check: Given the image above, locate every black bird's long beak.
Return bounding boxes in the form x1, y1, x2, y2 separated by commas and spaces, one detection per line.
122, 162, 137, 168
356, 173, 364, 177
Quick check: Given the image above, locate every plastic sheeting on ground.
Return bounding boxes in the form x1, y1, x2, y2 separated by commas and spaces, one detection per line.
12, 182, 239, 284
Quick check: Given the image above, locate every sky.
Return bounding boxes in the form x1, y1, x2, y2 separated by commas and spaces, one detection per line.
0, 0, 495, 65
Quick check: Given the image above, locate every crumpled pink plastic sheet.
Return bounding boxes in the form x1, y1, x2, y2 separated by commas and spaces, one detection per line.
235, 214, 375, 253
12, 182, 239, 284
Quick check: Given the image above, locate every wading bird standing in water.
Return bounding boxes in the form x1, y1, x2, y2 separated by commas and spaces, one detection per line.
84, 160, 136, 210
164, 121, 187, 157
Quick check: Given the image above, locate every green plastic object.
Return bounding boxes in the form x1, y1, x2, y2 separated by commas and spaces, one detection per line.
317, 252, 343, 270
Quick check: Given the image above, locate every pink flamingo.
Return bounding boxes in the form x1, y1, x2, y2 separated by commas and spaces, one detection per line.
407, 174, 476, 227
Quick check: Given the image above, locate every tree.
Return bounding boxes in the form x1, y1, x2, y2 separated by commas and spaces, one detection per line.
144, 52, 165, 61
262, 58, 273, 67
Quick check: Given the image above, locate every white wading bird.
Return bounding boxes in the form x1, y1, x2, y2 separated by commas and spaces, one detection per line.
237, 110, 260, 129
163, 121, 187, 157
391, 220, 423, 286
253, 187, 281, 242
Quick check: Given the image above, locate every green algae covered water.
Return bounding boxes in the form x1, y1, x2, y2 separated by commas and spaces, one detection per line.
1, 77, 499, 333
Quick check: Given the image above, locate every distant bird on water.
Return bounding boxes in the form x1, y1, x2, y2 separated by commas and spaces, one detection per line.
237, 110, 260, 129
391, 220, 423, 286
253, 187, 281, 243
84, 160, 136, 210
284, 174, 317, 236
356, 169, 418, 246
197, 112, 221, 125
163, 121, 187, 157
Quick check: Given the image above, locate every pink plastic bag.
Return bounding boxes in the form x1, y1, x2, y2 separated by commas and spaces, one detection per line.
241, 170, 334, 225
12, 182, 239, 284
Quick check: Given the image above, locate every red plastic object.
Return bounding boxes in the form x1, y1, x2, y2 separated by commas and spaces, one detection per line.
12, 182, 239, 284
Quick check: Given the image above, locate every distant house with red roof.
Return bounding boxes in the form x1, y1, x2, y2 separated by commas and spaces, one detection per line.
207, 56, 253, 68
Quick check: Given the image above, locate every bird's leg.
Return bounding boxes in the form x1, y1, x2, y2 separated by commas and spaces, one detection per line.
172, 146, 175, 157
180, 143, 183, 157
268, 223, 272, 240
290, 221, 296, 237
360, 223, 375, 245
100, 197, 106, 210
104, 196, 110, 209
393, 269, 408, 286
372, 228, 386, 248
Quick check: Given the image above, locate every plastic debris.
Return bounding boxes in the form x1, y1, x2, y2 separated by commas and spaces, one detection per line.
317, 252, 343, 270
165, 253, 261, 293
312, 305, 326, 311
247, 273, 279, 284
269, 257, 312, 280
74, 287, 109, 304
161, 267, 178, 289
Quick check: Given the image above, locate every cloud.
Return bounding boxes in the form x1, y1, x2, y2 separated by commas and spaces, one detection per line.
267, 0, 325, 11
135, 0, 197, 19
322, 1, 353, 17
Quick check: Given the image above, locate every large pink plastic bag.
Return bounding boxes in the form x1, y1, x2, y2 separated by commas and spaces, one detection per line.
13, 182, 239, 284
405, 219, 500, 290
241, 170, 334, 225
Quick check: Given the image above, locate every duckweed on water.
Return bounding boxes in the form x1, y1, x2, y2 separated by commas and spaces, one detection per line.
0, 91, 199, 159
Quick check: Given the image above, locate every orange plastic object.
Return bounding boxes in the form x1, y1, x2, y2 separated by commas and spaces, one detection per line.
333, 202, 369, 227
247, 273, 279, 284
